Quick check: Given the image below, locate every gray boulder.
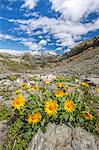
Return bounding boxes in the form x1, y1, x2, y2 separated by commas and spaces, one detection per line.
28, 123, 99, 150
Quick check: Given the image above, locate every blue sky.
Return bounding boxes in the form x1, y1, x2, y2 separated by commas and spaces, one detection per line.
0, 0, 99, 55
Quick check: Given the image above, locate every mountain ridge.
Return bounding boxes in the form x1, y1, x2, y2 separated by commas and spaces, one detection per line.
0, 36, 99, 75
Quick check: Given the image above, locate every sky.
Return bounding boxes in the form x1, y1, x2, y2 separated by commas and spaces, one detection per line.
0, 0, 99, 55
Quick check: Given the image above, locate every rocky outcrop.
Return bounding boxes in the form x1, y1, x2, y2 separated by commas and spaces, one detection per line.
62, 36, 99, 60
28, 123, 99, 150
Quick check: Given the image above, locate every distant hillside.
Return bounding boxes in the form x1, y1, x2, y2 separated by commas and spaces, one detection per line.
0, 36, 99, 75
52, 36, 99, 76
61, 36, 99, 60
0, 51, 58, 72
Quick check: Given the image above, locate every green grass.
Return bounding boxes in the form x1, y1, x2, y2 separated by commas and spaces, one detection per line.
2, 60, 33, 72
0, 105, 12, 121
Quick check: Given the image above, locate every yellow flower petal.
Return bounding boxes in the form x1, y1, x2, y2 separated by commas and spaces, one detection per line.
12, 95, 25, 110
45, 80, 50, 85
32, 85, 39, 91
83, 112, 94, 120
57, 82, 64, 88
64, 100, 75, 112
55, 90, 65, 97
44, 100, 58, 116
16, 89, 21, 95
96, 88, 99, 94
28, 112, 42, 124
81, 82, 89, 87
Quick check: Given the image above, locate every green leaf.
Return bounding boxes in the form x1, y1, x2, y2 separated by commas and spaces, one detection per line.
64, 113, 69, 121
79, 118, 84, 123
23, 130, 32, 139
69, 115, 73, 122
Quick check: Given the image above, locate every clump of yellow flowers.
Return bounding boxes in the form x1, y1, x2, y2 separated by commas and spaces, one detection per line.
11, 75, 98, 147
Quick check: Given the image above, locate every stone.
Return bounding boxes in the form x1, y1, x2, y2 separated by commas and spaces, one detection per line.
89, 78, 99, 85
28, 124, 72, 150
0, 120, 8, 145
27, 124, 99, 150
72, 127, 97, 150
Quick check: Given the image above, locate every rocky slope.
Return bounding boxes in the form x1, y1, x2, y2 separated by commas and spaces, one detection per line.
61, 36, 99, 60
52, 46, 99, 76
50, 36, 99, 76
0, 36, 99, 76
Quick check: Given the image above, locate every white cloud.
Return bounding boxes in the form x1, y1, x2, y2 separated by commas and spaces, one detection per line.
1, 0, 99, 54
0, 33, 43, 52
0, 33, 27, 42
49, 0, 99, 22
21, 41, 42, 50
5, 14, 99, 52
21, 0, 37, 10
24, 12, 39, 17
39, 39, 47, 45
0, 49, 24, 55
0, 33, 15, 40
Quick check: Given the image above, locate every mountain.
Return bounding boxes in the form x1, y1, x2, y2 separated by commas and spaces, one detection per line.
52, 36, 99, 76
0, 36, 99, 75
61, 36, 99, 60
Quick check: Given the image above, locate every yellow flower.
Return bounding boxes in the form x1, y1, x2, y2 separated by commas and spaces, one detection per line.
20, 83, 26, 87
65, 92, 68, 96
73, 86, 78, 90
12, 95, 25, 110
83, 112, 94, 120
55, 90, 65, 97
28, 112, 42, 124
16, 89, 21, 95
44, 100, 58, 116
57, 76, 65, 81
45, 80, 50, 85
32, 85, 39, 91
23, 85, 31, 91
57, 82, 64, 88
96, 88, 99, 94
65, 85, 69, 91
81, 82, 89, 87
64, 100, 75, 112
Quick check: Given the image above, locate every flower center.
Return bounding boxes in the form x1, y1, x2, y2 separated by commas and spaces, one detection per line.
49, 105, 55, 110
16, 100, 21, 105
67, 104, 71, 108
84, 113, 90, 117
31, 115, 36, 120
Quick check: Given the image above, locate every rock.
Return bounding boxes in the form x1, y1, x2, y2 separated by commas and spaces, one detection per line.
0, 120, 8, 145
95, 138, 99, 150
4, 100, 12, 107
41, 74, 56, 82
28, 124, 72, 150
88, 78, 99, 85
2, 79, 11, 86
27, 124, 98, 150
0, 96, 3, 102
72, 127, 97, 150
